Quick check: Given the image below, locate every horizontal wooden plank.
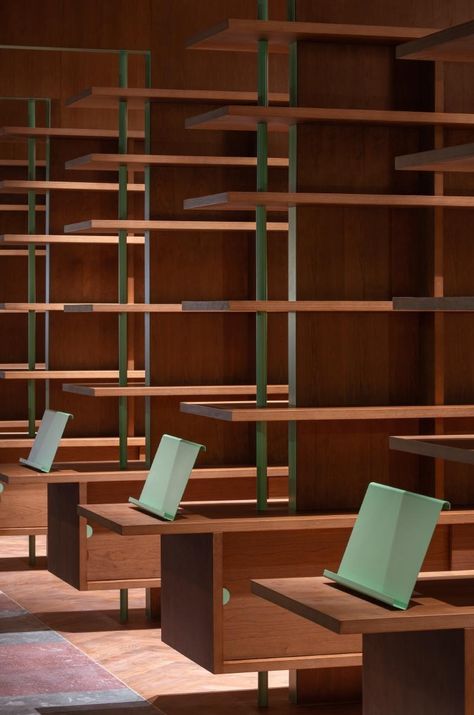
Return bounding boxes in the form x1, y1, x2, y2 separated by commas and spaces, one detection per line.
184, 191, 474, 212
66, 153, 288, 171
63, 303, 181, 313
397, 20, 474, 62
182, 300, 395, 312
65, 86, 289, 109
65, 218, 288, 234
77, 501, 474, 536
0, 463, 287, 485
0, 249, 46, 257
0, 203, 45, 212
0, 303, 65, 311
0, 234, 145, 245
222, 652, 362, 674
0, 369, 144, 380
186, 105, 474, 132
0, 419, 40, 431
0, 159, 46, 167
0, 179, 144, 193
396, 142, 474, 172
188, 18, 435, 53
180, 401, 474, 422
0, 436, 145, 450
252, 573, 474, 635
394, 297, 474, 311
0, 126, 144, 140
62, 383, 288, 397
390, 434, 474, 465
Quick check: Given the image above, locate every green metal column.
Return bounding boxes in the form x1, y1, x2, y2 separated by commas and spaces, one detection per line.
144, 52, 152, 468
44, 99, 52, 409
258, 671, 269, 708
27, 99, 37, 436
256, 0, 269, 512
287, 0, 298, 512
118, 50, 129, 469
119, 588, 129, 624
28, 534, 36, 567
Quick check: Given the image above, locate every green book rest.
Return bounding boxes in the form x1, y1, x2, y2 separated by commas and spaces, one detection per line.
19, 409, 73, 473
323, 482, 450, 610
129, 433, 205, 521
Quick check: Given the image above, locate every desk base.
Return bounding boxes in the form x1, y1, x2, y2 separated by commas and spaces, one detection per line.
364, 629, 473, 715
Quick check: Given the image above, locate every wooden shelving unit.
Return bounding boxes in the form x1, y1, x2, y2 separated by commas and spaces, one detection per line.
186, 105, 474, 132
1, 234, 145, 245
180, 401, 474, 422
66, 153, 288, 171
182, 300, 396, 312
62, 383, 288, 397
187, 18, 435, 53
64, 218, 289, 234
184, 190, 474, 211
397, 19, 474, 61
395, 142, 474, 172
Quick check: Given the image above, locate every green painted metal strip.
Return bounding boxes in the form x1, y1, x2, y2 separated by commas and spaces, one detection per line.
288, 1, 298, 512
144, 53, 152, 468
256, 0, 269, 511
118, 50, 129, 469
27, 99, 37, 436
119, 588, 129, 624
44, 99, 52, 409
257, 671, 269, 708
28, 534, 36, 567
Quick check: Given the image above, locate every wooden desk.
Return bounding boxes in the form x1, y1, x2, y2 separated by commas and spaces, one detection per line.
0, 464, 287, 592
252, 574, 474, 714
76, 502, 465, 676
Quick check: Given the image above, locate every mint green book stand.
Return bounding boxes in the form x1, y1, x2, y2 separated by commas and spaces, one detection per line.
19, 409, 73, 473
323, 482, 450, 610
129, 434, 205, 521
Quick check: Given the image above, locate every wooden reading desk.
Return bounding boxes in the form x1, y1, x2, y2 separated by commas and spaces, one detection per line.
76, 502, 474, 677
252, 574, 474, 714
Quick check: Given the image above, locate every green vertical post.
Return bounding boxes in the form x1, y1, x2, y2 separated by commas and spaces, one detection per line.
288, 0, 298, 512
118, 50, 129, 469
258, 671, 269, 708
119, 588, 129, 623
256, 0, 269, 511
27, 99, 37, 436
144, 52, 152, 468
44, 99, 51, 409
28, 534, 36, 567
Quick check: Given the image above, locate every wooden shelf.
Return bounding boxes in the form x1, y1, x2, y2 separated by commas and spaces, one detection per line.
180, 401, 474, 422
394, 297, 474, 311
66, 86, 289, 110
397, 20, 474, 62
0, 203, 45, 212
64, 303, 182, 313
0, 248, 46, 257
0, 419, 40, 432
66, 153, 288, 171
0, 436, 145, 450
182, 300, 395, 313
188, 19, 435, 54
186, 105, 474, 132
390, 434, 474, 466
76, 500, 474, 537
65, 218, 289, 234
62, 383, 288, 397
0, 363, 45, 369
0, 234, 145, 245
0, 126, 144, 140
0, 369, 144, 380
0, 159, 46, 167
0, 463, 287, 486
0, 179, 144, 193
0, 303, 65, 311
184, 191, 474, 212
396, 143, 474, 173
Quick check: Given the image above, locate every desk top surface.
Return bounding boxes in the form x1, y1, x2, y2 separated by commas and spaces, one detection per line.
77, 501, 474, 536
252, 574, 474, 635
0, 461, 147, 484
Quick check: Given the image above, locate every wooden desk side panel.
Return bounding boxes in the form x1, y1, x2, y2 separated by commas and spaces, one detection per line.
48, 482, 84, 590
161, 533, 221, 673
0, 482, 47, 533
